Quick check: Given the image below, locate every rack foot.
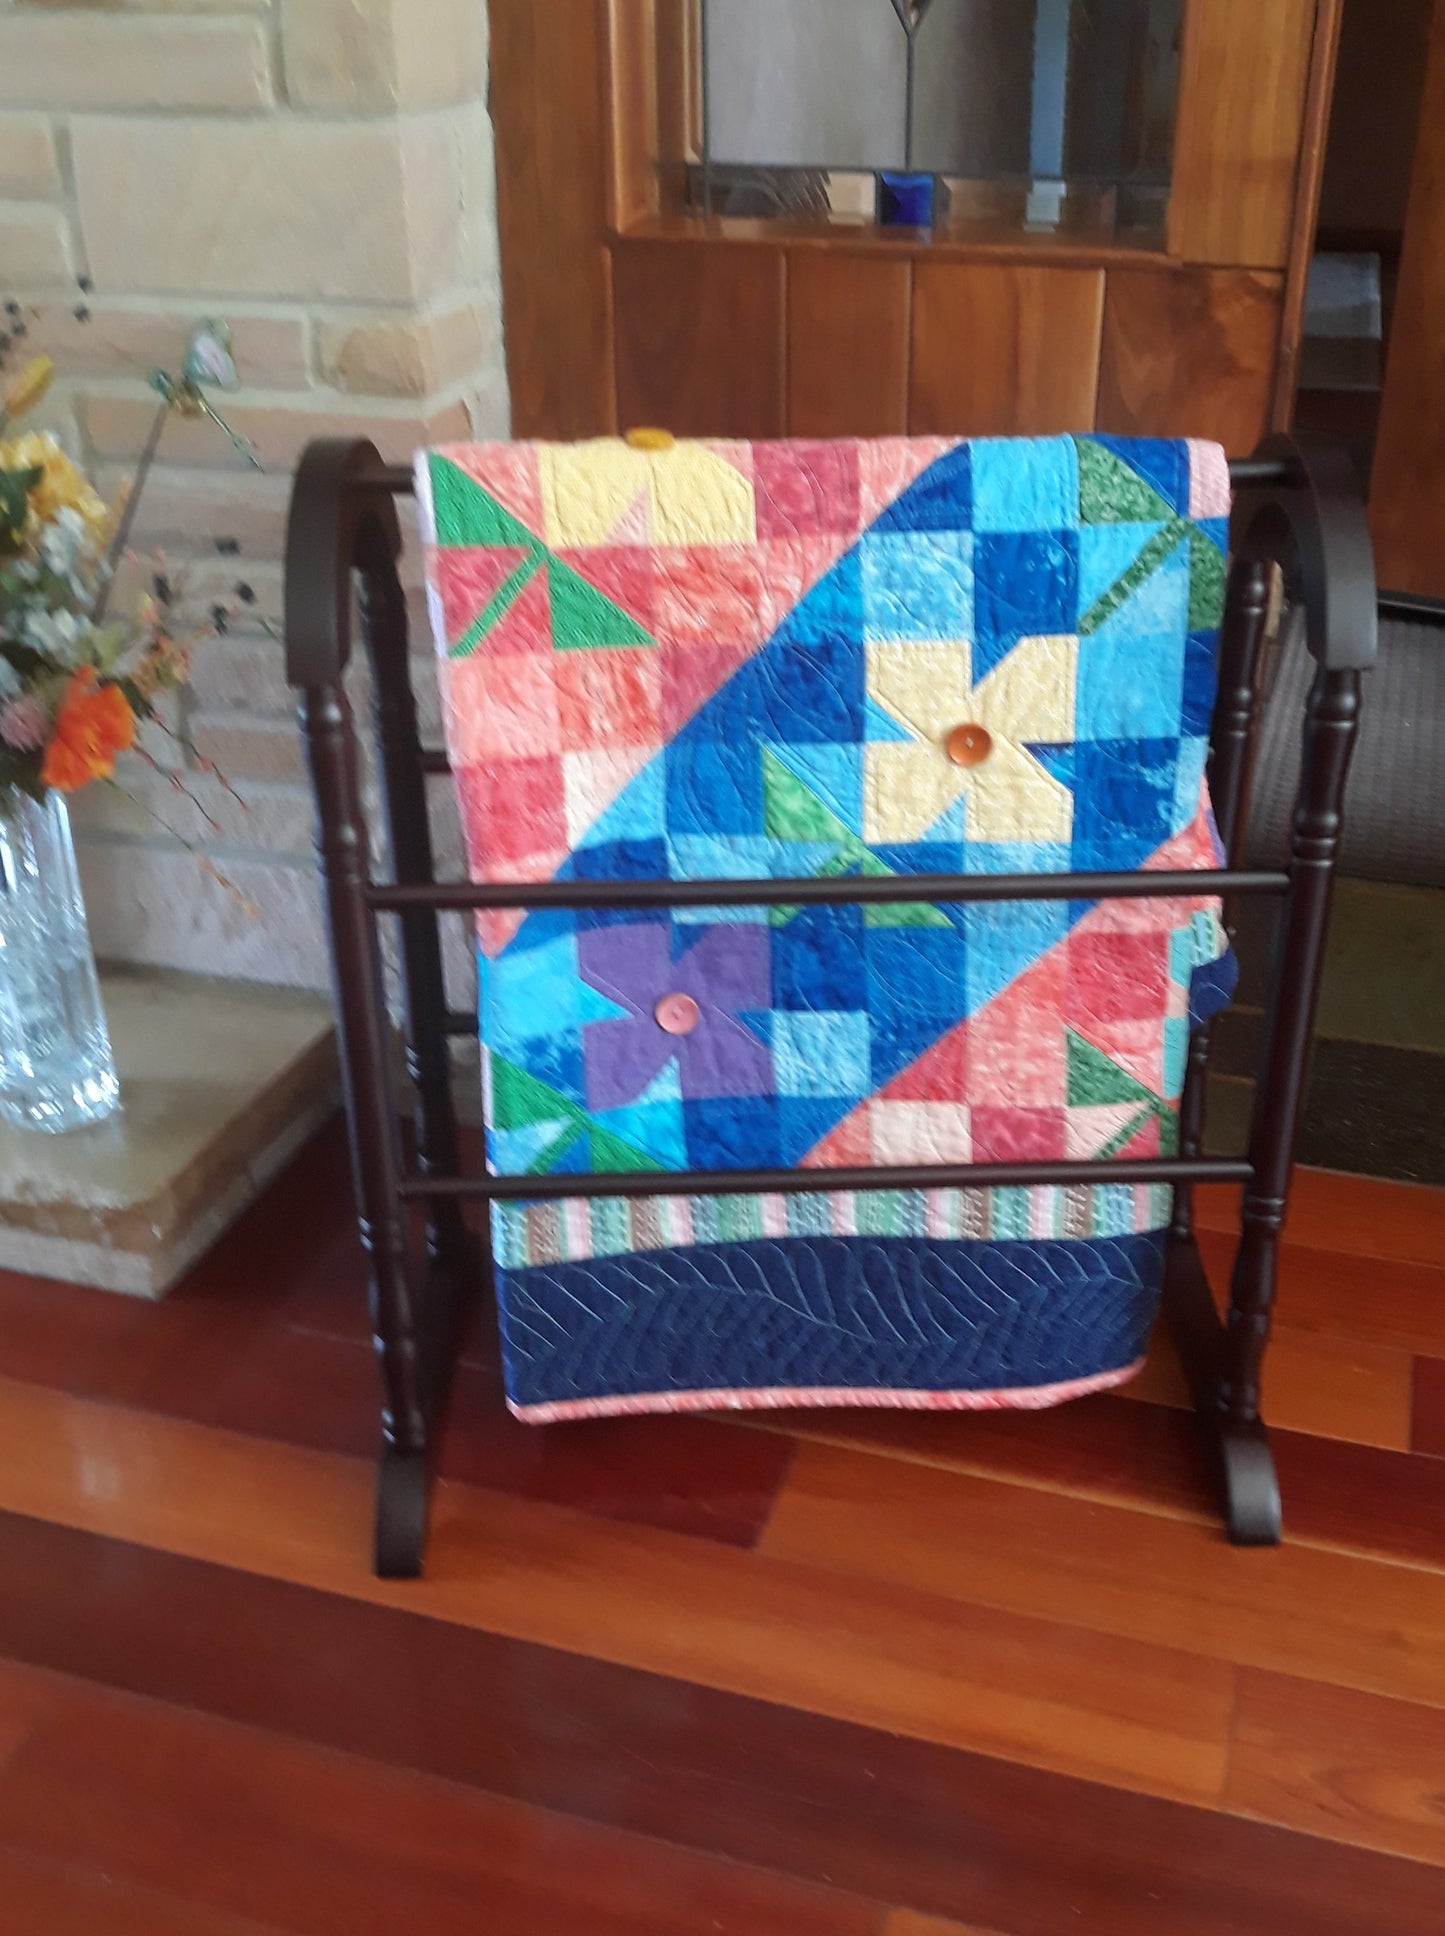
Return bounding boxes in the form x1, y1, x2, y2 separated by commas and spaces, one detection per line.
1162, 1234, 1283, 1548
374, 1444, 430, 1578
1217, 1422, 1283, 1545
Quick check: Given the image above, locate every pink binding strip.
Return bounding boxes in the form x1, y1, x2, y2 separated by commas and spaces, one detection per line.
510, 1356, 1145, 1425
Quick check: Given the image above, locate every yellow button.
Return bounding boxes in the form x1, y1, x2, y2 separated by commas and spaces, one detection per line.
946, 723, 993, 768
625, 427, 675, 452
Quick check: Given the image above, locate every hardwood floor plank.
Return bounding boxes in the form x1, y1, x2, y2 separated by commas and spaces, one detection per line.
1227, 1670, 1445, 1866
0, 1378, 1234, 1803
438, 1360, 797, 1547
766, 1389, 1216, 1524
0, 1657, 54, 1776
1113, 1314, 1415, 1451
0, 1683, 879, 1936
0, 1845, 291, 1936
1411, 1357, 1445, 1457
773, 1384, 1445, 1570
1243, 1328, 1414, 1451
1195, 1171, 1445, 1269
1270, 1430, 1445, 1569
887, 1918, 1004, 1936
762, 1443, 1445, 1706
1198, 1231, 1445, 1360
1, 1518, 1441, 1936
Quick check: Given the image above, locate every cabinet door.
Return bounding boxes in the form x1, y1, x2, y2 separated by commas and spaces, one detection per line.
613, 240, 787, 438
1098, 268, 1283, 454
910, 264, 1104, 437
1168, 0, 1319, 269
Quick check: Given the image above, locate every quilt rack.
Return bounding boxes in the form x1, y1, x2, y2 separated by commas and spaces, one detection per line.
283, 436, 1376, 1579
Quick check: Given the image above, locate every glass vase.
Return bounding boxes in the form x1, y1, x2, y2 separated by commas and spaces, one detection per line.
0, 790, 120, 1132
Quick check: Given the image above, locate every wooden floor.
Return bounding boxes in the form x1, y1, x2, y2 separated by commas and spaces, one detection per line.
0, 1119, 1442, 1934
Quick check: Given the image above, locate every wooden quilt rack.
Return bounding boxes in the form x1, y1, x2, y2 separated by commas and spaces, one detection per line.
283, 436, 1376, 1579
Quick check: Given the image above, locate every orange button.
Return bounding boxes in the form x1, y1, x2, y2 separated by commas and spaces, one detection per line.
654, 992, 700, 1036
946, 723, 993, 768
625, 427, 675, 452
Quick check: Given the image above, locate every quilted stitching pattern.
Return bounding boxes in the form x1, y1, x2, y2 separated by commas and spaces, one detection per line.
418, 432, 1235, 1416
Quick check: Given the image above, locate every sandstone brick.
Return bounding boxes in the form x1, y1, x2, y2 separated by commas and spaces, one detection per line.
0, 115, 60, 199
280, 0, 487, 111
0, 15, 272, 113
190, 716, 306, 785
14, 303, 308, 388
22, 3, 271, 13
400, 104, 500, 297
80, 388, 471, 471
96, 462, 293, 561
316, 296, 500, 399
70, 764, 315, 859
72, 114, 484, 303
0, 199, 73, 289
77, 841, 330, 989
187, 634, 294, 717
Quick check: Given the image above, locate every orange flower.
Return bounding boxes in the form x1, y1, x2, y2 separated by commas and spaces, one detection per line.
41, 668, 136, 793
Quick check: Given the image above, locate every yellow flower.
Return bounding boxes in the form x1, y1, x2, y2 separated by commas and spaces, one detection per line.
1, 354, 54, 423
0, 431, 108, 539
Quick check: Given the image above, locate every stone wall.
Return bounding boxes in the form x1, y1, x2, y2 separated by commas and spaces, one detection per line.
0, 0, 508, 988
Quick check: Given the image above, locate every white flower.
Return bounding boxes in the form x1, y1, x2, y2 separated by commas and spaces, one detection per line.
22, 605, 91, 667
38, 506, 88, 580
0, 657, 20, 701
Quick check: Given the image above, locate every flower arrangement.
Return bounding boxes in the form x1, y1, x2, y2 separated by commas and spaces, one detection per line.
0, 354, 195, 800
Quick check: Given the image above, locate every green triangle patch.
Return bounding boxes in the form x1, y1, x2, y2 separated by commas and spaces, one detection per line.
1066, 1029, 1161, 1109
587, 1124, 662, 1173
547, 555, 654, 649
1077, 439, 1175, 526
429, 456, 540, 550
1187, 528, 1226, 633
1079, 518, 1189, 636
489, 1056, 585, 1134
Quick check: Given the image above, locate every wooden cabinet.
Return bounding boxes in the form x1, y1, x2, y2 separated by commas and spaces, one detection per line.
491, 0, 1343, 457
910, 264, 1104, 438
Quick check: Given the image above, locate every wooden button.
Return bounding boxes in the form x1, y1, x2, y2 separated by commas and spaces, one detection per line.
625, 427, 675, 451
946, 723, 993, 768
654, 992, 700, 1036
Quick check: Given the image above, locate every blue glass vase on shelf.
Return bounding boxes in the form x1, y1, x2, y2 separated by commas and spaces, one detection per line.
0, 789, 118, 1131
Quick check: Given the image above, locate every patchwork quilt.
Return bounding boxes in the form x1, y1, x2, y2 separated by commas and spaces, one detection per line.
417, 433, 1236, 1422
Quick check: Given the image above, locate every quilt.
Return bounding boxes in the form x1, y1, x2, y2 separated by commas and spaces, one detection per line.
417, 432, 1236, 1421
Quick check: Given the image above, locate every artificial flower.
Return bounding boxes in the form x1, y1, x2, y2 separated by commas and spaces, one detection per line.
0, 695, 48, 752
41, 666, 135, 791
0, 432, 107, 538
0, 355, 53, 425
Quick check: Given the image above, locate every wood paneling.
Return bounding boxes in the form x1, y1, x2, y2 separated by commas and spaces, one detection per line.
788, 252, 911, 437
603, 0, 660, 231
488, 0, 615, 437
1273, 0, 1348, 423
1370, 0, 1445, 596
612, 239, 787, 437
910, 263, 1103, 436
1227, 1669, 1445, 1865
1168, 0, 1320, 268
1098, 267, 1283, 453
